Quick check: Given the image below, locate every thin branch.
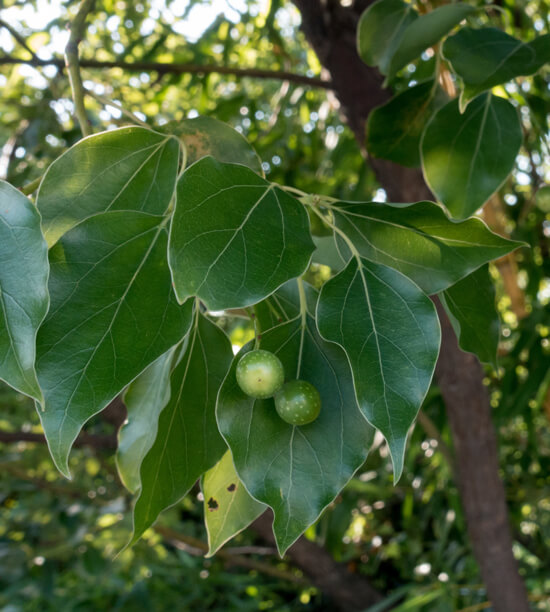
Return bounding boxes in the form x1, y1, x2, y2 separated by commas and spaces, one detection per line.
416, 410, 454, 468
154, 526, 307, 584
0, 55, 333, 89
0, 19, 38, 60
0, 429, 116, 449
64, 0, 95, 136
84, 86, 150, 128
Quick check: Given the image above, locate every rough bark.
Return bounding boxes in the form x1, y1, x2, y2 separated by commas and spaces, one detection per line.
252, 511, 383, 611
293, 1, 529, 610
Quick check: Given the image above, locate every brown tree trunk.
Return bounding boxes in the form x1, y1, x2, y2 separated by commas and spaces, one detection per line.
293, 1, 530, 610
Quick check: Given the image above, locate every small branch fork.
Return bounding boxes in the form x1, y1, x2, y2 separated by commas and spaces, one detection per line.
64, 0, 96, 136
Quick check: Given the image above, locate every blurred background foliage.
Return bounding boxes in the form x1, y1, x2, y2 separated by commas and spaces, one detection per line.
0, 0, 549, 610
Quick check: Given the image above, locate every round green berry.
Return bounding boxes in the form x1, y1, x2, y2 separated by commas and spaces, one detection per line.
236, 349, 285, 399
274, 380, 321, 426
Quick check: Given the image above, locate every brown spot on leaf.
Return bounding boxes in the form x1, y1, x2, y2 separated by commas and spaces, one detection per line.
207, 497, 219, 511
227, 483, 236, 492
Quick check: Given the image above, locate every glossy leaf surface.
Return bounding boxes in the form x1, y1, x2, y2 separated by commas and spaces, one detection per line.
317, 258, 440, 480
37, 127, 180, 245
131, 312, 232, 543
332, 200, 524, 294
202, 450, 266, 557
36, 211, 193, 477
217, 296, 373, 555
421, 94, 522, 219
0, 181, 49, 401
169, 157, 314, 310
441, 265, 499, 368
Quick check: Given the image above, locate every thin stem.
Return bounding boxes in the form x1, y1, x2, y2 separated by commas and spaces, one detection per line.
0, 19, 38, 60
84, 87, 150, 128
20, 175, 43, 196
295, 277, 308, 378
64, 0, 95, 137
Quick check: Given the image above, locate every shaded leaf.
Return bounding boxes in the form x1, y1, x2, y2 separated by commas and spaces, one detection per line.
0, 181, 49, 401
440, 265, 499, 368
169, 157, 314, 310
332, 200, 524, 294
202, 450, 266, 557
165, 116, 263, 173
131, 312, 232, 543
421, 94, 522, 219
116, 348, 176, 493
37, 127, 180, 245
357, 0, 416, 74
366, 80, 445, 167
317, 258, 440, 480
217, 288, 374, 555
36, 211, 193, 477
387, 4, 475, 80
443, 28, 550, 109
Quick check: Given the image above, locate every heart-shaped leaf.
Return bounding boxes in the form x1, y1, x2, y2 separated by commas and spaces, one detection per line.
37, 127, 180, 245
36, 211, 193, 477
317, 258, 440, 481
116, 348, 176, 493
440, 265, 499, 368
0, 181, 49, 401
217, 286, 374, 555
169, 157, 314, 310
202, 450, 267, 557
331, 200, 525, 294
421, 94, 522, 219
131, 311, 232, 544
443, 28, 550, 109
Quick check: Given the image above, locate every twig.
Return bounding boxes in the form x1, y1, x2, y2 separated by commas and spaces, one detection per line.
64, 0, 95, 136
84, 87, 150, 128
416, 410, 454, 468
0, 429, 116, 449
154, 526, 307, 584
0, 56, 333, 89
0, 19, 38, 60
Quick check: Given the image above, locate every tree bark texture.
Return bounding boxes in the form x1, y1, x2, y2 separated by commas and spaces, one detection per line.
293, 1, 530, 610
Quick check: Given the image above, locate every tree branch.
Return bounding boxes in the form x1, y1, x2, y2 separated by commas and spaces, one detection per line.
0, 429, 116, 449
0, 19, 38, 60
0, 56, 332, 90
64, 0, 95, 136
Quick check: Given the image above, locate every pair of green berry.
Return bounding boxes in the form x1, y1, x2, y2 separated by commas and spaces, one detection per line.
235, 349, 321, 426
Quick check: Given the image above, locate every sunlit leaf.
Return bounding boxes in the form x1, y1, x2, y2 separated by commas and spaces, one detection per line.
36, 211, 193, 477
421, 94, 522, 219
317, 258, 440, 480
0, 181, 49, 401
37, 127, 180, 245
131, 311, 232, 544
169, 157, 314, 310
331, 200, 524, 294
202, 450, 266, 557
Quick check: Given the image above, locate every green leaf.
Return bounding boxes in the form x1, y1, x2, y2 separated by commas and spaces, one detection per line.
440, 265, 499, 368
366, 80, 445, 167
357, 0, 417, 74
165, 116, 263, 174
421, 94, 522, 220
387, 4, 475, 80
116, 348, 176, 493
37, 127, 180, 245
36, 211, 193, 477
0, 181, 49, 401
169, 157, 315, 310
443, 28, 550, 109
131, 312, 232, 544
202, 450, 267, 557
217, 291, 374, 555
331, 200, 524, 294
317, 258, 440, 481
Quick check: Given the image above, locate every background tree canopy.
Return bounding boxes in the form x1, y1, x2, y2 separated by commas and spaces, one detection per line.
0, 0, 549, 610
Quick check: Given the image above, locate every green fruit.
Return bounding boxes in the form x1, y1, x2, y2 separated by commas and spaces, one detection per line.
236, 349, 285, 399
274, 380, 321, 425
